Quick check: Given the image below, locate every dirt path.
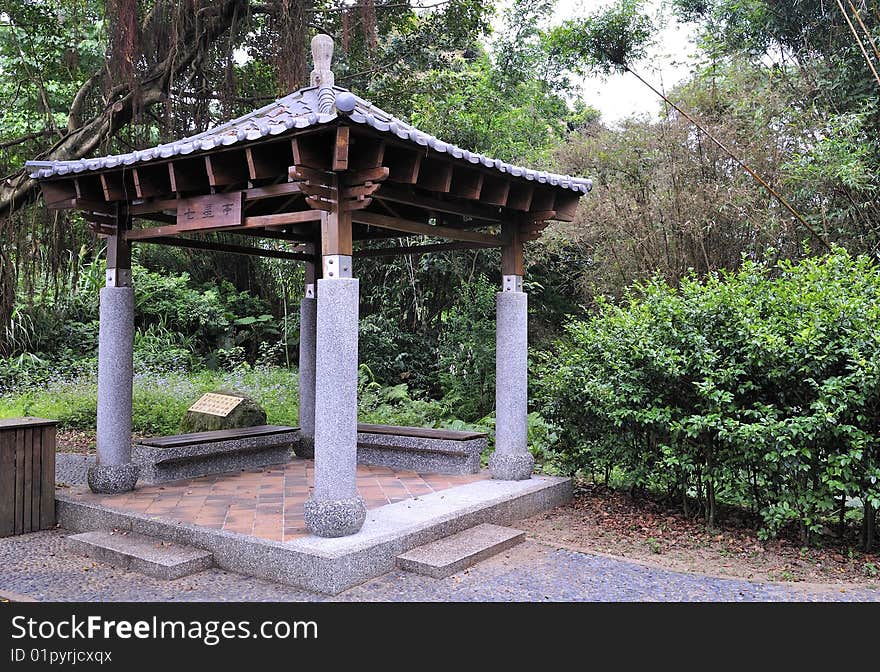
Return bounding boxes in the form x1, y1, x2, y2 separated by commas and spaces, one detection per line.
519, 484, 880, 589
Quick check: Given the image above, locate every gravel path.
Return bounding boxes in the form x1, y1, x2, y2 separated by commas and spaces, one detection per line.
55, 453, 94, 486
1, 528, 877, 602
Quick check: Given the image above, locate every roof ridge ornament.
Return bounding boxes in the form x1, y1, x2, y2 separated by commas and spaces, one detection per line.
310, 34, 336, 114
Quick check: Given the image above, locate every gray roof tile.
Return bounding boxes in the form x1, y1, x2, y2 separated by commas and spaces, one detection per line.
26, 85, 593, 194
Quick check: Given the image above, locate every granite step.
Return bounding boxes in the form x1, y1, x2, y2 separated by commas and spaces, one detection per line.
396, 523, 525, 578
66, 530, 214, 580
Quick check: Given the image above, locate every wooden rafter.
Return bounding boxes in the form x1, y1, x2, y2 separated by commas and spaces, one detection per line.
372, 183, 503, 224
352, 210, 499, 245
354, 240, 497, 258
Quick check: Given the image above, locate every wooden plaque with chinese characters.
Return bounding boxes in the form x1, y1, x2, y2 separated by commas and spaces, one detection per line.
176, 192, 243, 231
188, 393, 244, 417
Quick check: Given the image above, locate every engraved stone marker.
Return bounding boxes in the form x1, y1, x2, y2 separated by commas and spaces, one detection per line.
188, 393, 244, 418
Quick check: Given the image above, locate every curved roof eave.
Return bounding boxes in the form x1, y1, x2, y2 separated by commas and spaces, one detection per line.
26, 85, 593, 195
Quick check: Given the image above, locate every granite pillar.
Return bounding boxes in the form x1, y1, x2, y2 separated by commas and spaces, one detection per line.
489, 277, 534, 480
304, 262, 366, 537
296, 290, 317, 458
88, 283, 139, 493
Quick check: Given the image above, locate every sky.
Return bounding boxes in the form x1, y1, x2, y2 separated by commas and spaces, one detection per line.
512, 0, 702, 124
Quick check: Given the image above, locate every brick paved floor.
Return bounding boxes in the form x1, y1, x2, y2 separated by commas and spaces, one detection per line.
65, 458, 489, 542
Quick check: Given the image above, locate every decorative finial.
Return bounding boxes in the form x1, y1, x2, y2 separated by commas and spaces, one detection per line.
310, 34, 334, 88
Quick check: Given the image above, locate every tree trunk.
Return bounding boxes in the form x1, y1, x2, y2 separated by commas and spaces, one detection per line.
680, 471, 690, 518
706, 477, 716, 529
0, 0, 251, 222
864, 502, 876, 552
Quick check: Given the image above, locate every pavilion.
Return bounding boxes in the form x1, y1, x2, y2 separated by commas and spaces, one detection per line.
26, 36, 592, 541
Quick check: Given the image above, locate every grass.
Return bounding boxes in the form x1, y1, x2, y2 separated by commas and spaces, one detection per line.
0, 366, 301, 436
0, 365, 562, 466
0, 365, 480, 438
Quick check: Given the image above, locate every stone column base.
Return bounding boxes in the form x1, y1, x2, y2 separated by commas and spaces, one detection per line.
489, 452, 534, 481
87, 463, 139, 494
304, 495, 367, 538
294, 435, 315, 459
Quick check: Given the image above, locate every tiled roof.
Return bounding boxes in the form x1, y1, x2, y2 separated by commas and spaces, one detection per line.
26, 85, 593, 194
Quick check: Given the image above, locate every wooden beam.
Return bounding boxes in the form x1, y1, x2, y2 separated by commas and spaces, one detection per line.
130, 197, 178, 215
343, 183, 381, 199
298, 183, 335, 200
127, 208, 321, 240
135, 236, 315, 262
333, 125, 350, 171
205, 152, 249, 187
523, 210, 556, 223
342, 166, 389, 186
480, 176, 510, 207
292, 134, 332, 170
74, 176, 104, 202
352, 210, 500, 245
168, 157, 209, 193
373, 184, 503, 224
530, 187, 555, 213
243, 181, 303, 201
354, 240, 497, 258
242, 210, 323, 228
506, 183, 534, 211
129, 182, 304, 216
133, 166, 170, 199
228, 228, 317, 243
289, 165, 333, 184
246, 143, 292, 180
46, 197, 116, 213
450, 168, 484, 200
40, 180, 77, 210
416, 158, 453, 192
553, 191, 581, 222
383, 145, 421, 183
97, 172, 124, 201
348, 134, 385, 172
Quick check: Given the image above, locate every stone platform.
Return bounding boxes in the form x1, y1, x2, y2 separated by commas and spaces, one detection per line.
55, 458, 571, 594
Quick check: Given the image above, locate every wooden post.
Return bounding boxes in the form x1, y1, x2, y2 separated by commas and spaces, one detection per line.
107, 204, 132, 288
500, 219, 524, 292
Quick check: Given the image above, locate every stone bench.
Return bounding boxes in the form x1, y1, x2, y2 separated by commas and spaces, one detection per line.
133, 425, 298, 485
356, 423, 487, 475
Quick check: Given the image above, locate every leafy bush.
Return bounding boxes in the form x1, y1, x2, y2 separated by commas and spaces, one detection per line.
436, 275, 497, 421
537, 249, 880, 548
357, 364, 448, 427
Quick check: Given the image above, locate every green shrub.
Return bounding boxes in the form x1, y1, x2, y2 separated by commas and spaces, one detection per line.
436, 275, 497, 421
537, 249, 880, 548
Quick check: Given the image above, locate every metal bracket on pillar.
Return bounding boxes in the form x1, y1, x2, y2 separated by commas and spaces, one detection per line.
323, 254, 352, 279
106, 268, 132, 288
305, 282, 316, 298
502, 274, 523, 293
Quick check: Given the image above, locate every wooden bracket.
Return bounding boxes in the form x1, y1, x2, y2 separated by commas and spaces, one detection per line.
292, 163, 388, 213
